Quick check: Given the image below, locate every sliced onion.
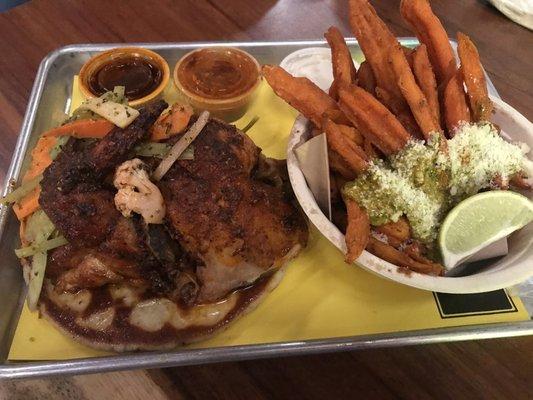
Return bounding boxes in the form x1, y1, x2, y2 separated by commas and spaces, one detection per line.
152, 111, 210, 181
27, 251, 47, 311
15, 235, 68, 258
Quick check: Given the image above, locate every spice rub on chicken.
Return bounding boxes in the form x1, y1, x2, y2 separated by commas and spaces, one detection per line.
38, 100, 308, 347
159, 118, 308, 302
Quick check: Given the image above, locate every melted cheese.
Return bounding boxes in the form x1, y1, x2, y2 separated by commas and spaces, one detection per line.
129, 298, 176, 332
46, 281, 91, 313
109, 284, 142, 307
129, 293, 239, 332
169, 293, 238, 330
76, 308, 115, 331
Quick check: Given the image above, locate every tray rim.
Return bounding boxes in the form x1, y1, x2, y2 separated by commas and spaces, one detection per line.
0, 39, 530, 379
2, 321, 532, 379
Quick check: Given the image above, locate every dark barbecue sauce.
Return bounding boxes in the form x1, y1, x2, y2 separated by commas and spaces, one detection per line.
89, 56, 162, 101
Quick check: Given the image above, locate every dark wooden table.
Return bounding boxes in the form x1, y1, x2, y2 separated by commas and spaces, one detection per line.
0, 0, 532, 398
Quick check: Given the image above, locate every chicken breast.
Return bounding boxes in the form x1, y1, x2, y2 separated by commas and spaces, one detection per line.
159, 119, 308, 302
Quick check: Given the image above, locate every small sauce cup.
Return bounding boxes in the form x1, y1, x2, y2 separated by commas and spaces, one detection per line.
173, 47, 261, 121
79, 47, 170, 107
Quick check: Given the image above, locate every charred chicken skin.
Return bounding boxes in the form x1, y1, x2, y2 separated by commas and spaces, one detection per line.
40, 101, 308, 305
159, 119, 308, 302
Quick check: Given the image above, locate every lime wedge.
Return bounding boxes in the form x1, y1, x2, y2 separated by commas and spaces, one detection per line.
439, 191, 533, 270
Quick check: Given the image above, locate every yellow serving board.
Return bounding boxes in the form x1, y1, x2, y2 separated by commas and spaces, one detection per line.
8, 78, 529, 360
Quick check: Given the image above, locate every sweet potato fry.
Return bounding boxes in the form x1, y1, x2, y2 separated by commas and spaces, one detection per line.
329, 150, 357, 181
491, 174, 509, 190
323, 108, 352, 126
367, 237, 443, 275
349, 0, 422, 138
402, 46, 414, 57
324, 119, 369, 175
389, 43, 442, 139
344, 198, 370, 263
443, 69, 471, 135
457, 32, 493, 122
510, 174, 531, 190
412, 44, 440, 127
400, 0, 456, 85
403, 242, 444, 271
339, 85, 410, 155
330, 171, 343, 204
348, 0, 401, 101
325, 26, 357, 90
262, 65, 338, 128
356, 60, 376, 95
328, 79, 339, 100
375, 87, 422, 139
338, 124, 364, 146
402, 46, 415, 69
363, 137, 379, 159
375, 217, 411, 244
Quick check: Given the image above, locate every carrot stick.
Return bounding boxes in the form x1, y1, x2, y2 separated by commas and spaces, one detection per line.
23, 136, 57, 181
42, 119, 114, 138
13, 187, 40, 220
150, 103, 194, 142
12, 132, 67, 220
457, 32, 493, 122
10, 135, 61, 220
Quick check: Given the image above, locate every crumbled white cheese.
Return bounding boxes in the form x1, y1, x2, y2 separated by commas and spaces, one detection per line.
448, 122, 532, 199
344, 122, 531, 244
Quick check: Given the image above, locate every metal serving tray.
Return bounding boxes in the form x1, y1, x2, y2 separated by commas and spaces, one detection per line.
0, 40, 531, 379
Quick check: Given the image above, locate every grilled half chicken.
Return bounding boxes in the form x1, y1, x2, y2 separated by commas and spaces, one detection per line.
40, 102, 308, 306
159, 119, 308, 302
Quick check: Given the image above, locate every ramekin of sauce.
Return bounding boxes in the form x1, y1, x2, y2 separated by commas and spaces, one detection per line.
173, 47, 261, 121
79, 47, 170, 106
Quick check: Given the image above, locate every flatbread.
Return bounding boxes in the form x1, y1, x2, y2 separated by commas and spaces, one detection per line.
37, 268, 285, 352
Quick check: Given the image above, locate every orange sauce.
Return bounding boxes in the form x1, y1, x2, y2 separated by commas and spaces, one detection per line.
177, 48, 259, 100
